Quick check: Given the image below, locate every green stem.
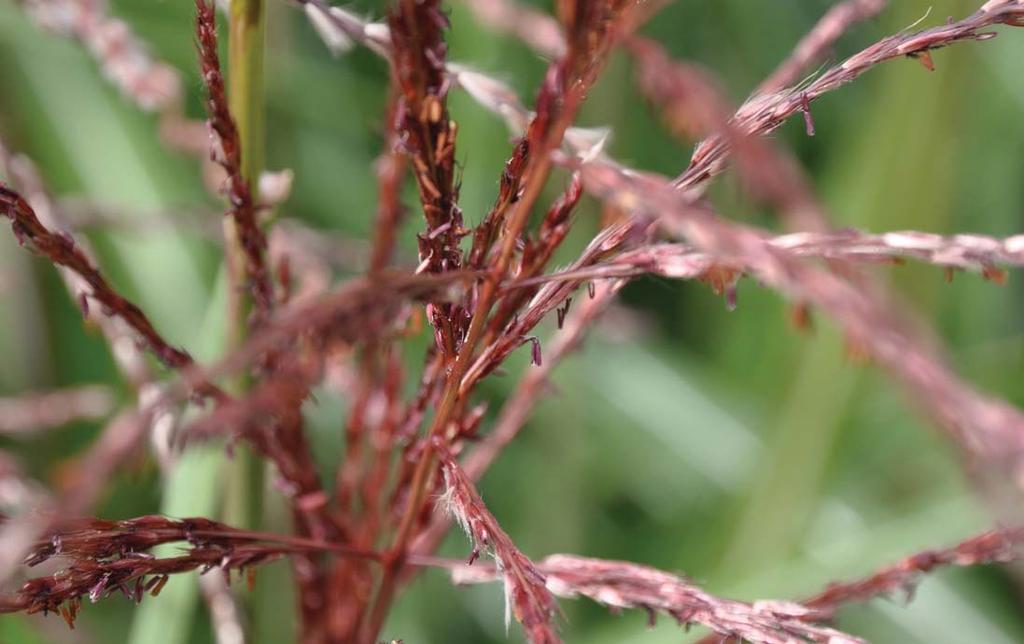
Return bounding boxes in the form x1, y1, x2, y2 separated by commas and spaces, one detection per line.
223, 0, 266, 533
229, 0, 265, 188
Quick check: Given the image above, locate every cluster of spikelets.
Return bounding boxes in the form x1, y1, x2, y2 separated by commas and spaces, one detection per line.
1, 0, 1024, 643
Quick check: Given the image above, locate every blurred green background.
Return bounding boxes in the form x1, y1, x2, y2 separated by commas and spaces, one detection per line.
1, 0, 1023, 642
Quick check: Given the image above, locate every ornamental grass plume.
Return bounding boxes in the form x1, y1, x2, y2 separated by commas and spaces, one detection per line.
1, 0, 1024, 642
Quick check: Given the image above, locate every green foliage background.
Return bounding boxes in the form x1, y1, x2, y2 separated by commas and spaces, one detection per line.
1, 0, 1023, 642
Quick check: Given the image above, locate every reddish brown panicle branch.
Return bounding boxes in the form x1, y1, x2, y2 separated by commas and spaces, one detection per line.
453, 553, 863, 644
676, 0, 1024, 191
525, 231, 1024, 287
0, 515, 380, 624
388, 0, 468, 356
805, 526, 1024, 616
694, 526, 1024, 644
0, 184, 194, 371
435, 440, 560, 644
196, 0, 275, 319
